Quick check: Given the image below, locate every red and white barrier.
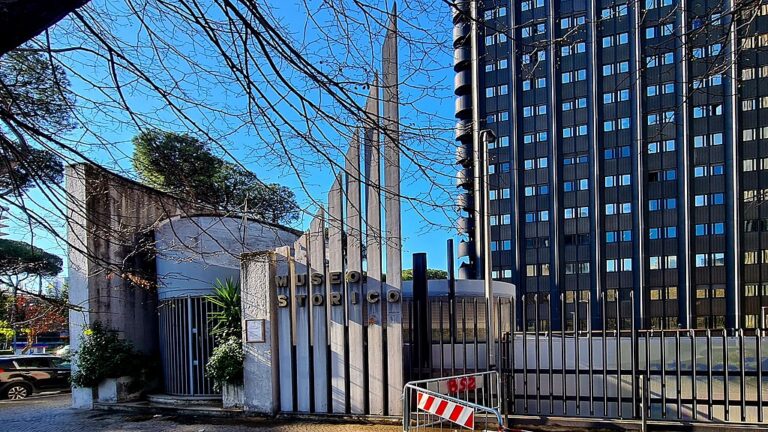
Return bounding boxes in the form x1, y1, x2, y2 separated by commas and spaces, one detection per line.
416, 391, 475, 429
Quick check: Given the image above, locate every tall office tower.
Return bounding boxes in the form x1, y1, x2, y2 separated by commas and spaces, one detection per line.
453, 0, 768, 330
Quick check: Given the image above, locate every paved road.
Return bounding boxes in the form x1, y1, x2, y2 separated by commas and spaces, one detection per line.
0, 393, 402, 431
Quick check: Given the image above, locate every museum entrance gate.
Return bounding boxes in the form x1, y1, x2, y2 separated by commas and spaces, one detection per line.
158, 296, 221, 396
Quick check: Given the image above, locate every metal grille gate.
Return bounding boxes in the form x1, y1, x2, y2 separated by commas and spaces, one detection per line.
158, 296, 221, 396
406, 293, 768, 428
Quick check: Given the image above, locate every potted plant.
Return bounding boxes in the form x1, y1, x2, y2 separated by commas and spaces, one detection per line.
71, 321, 142, 403
206, 336, 245, 408
205, 278, 244, 408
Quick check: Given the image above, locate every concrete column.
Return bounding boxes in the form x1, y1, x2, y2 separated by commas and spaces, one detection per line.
240, 251, 280, 415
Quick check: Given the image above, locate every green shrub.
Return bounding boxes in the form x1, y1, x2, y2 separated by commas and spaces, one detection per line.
205, 336, 244, 391
71, 321, 139, 388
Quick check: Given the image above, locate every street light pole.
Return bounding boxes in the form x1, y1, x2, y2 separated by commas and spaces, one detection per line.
480, 128, 496, 367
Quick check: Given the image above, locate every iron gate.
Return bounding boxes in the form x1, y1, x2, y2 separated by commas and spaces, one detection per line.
405, 293, 768, 428
158, 296, 221, 396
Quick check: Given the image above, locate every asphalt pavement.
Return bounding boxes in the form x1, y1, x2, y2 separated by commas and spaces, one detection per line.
0, 393, 402, 431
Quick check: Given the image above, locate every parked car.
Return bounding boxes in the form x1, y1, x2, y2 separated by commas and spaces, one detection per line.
0, 355, 71, 399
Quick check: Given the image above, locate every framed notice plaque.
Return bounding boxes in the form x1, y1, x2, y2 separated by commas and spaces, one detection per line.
245, 319, 266, 343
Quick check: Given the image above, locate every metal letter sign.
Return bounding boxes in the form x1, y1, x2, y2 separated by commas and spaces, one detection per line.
264, 6, 403, 416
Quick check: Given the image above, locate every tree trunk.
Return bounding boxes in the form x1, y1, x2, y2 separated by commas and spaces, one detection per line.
0, 0, 91, 56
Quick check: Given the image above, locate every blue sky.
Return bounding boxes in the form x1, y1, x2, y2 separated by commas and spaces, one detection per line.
6, 0, 459, 274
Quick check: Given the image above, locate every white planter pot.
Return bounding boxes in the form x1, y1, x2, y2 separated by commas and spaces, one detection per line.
72, 386, 95, 409
97, 376, 136, 403
222, 382, 244, 409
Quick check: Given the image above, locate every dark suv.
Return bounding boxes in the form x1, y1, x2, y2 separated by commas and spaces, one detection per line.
0, 355, 71, 399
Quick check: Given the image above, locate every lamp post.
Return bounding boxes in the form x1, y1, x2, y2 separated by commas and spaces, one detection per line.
480, 128, 496, 366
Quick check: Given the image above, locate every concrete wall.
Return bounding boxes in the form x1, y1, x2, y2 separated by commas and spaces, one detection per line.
155, 216, 298, 300
66, 163, 206, 355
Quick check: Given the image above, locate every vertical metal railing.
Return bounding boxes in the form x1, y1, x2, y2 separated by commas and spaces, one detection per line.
158, 296, 222, 396
404, 293, 768, 428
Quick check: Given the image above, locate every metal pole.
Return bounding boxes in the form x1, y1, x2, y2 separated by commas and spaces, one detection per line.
481, 129, 496, 369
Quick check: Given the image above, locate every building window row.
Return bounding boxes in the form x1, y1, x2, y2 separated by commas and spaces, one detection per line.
744, 283, 768, 297
691, 43, 723, 59
562, 97, 587, 111
647, 169, 676, 182
604, 89, 630, 104
525, 210, 550, 222
743, 127, 768, 142
604, 118, 631, 131
522, 50, 546, 64
526, 263, 550, 276
561, 42, 586, 57
485, 84, 508, 98
521, 23, 546, 38
695, 222, 725, 236
692, 74, 723, 89
489, 188, 510, 200
694, 192, 724, 206
741, 33, 768, 50
606, 230, 632, 243
561, 69, 587, 83
485, 59, 509, 72
487, 135, 509, 149
521, 0, 544, 12
488, 162, 510, 174
490, 240, 512, 251
649, 226, 677, 239
605, 146, 631, 159
649, 255, 678, 270
744, 218, 768, 233
647, 82, 674, 96
606, 258, 633, 272
485, 32, 508, 46
492, 269, 514, 279
522, 77, 546, 90
646, 52, 675, 68
647, 139, 676, 153
743, 188, 768, 203
696, 284, 726, 299
563, 154, 589, 165
742, 66, 768, 80
694, 253, 725, 267
524, 185, 550, 196
605, 202, 631, 215
693, 164, 724, 177
602, 32, 629, 48
601, 3, 628, 19
603, 61, 630, 76
490, 214, 512, 226
649, 286, 678, 300
483, 7, 507, 20
692, 104, 722, 119
645, 0, 674, 9
560, 15, 586, 29
523, 104, 547, 117
648, 198, 677, 211
564, 206, 589, 219
693, 132, 723, 147
523, 131, 548, 143
563, 124, 588, 138
564, 262, 591, 274
647, 111, 675, 125
523, 157, 548, 170
564, 178, 589, 191
744, 250, 768, 265
486, 111, 509, 124
605, 174, 632, 187
645, 23, 674, 39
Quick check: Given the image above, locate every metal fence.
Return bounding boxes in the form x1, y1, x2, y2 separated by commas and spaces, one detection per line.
402, 371, 504, 431
403, 294, 768, 428
158, 296, 220, 396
